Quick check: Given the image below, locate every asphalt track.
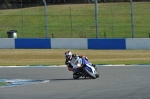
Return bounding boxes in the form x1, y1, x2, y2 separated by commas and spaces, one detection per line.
0, 66, 150, 99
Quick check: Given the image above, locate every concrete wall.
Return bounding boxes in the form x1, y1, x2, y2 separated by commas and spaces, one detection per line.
1, 38, 150, 50
0, 38, 15, 49
51, 38, 87, 49
126, 38, 150, 50
15, 38, 51, 49
88, 38, 126, 50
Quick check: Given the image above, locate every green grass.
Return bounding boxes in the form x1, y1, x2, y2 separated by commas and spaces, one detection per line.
0, 2, 150, 38
1, 49, 150, 66
0, 82, 7, 86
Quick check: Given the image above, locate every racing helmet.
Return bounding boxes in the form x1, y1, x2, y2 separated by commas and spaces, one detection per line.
72, 54, 78, 59
64, 51, 72, 60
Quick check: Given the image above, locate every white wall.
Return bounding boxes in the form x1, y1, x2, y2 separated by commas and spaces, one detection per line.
0, 38, 15, 49
126, 38, 150, 50
51, 38, 88, 49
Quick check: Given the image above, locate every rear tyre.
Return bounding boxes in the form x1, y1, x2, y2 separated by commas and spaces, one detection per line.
73, 73, 79, 79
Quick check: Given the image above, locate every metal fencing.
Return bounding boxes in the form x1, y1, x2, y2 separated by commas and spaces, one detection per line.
0, 1, 150, 38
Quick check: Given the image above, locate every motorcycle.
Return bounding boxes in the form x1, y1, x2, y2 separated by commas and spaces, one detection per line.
73, 58, 99, 79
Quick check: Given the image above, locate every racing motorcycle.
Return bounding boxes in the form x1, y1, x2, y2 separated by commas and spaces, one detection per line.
73, 58, 99, 79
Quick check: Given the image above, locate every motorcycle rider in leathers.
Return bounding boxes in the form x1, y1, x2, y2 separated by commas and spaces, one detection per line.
64, 51, 96, 72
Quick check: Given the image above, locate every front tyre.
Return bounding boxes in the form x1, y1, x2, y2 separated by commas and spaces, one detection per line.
96, 72, 99, 78
83, 68, 96, 79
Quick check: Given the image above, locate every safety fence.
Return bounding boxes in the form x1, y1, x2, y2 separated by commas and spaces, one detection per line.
0, 1, 150, 38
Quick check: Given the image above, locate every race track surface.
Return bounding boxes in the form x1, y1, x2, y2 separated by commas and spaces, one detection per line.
0, 66, 150, 99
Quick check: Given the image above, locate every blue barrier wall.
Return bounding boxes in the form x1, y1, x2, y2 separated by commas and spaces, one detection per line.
15, 38, 51, 49
2, 38, 149, 49
88, 38, 126, 50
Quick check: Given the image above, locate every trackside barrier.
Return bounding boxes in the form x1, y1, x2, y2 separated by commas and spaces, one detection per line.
88, 38, 126, 50
51, 38, 88, 49
1, 38, 150, 49
14, 38, 125, 49
126, 38, 150, 50
15, 38, 51, 49
0, 38, 15, 49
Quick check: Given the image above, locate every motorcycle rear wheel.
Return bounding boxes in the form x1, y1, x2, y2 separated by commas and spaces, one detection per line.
73, 74, 79, 79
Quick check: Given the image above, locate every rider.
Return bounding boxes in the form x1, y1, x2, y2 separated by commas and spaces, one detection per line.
64, 51, 96, 71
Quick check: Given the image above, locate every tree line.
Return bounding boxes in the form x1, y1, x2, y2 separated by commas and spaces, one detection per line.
0, 0, 149, 9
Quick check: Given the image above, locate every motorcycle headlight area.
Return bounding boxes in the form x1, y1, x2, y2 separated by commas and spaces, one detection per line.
77, 64, 81, 67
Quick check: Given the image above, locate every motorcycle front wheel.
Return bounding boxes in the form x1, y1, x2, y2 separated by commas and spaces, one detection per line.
96, 72, 99, 78
83, 68, 96, 79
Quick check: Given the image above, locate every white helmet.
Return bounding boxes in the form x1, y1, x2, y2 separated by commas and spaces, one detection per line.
64, 51, 72, 60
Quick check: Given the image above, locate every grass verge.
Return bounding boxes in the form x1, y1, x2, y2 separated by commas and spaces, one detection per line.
0, 82, 7, 86
0, 49, 150, 66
